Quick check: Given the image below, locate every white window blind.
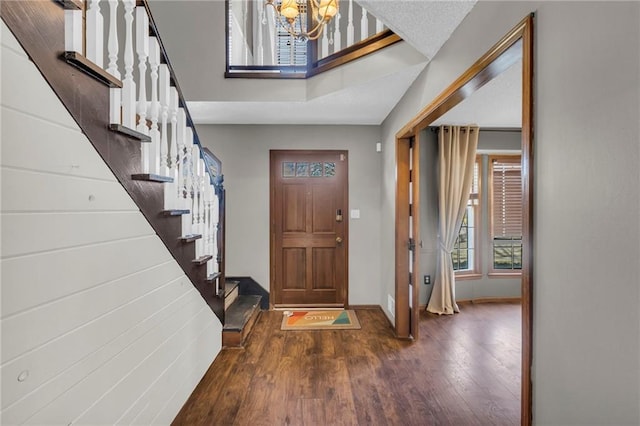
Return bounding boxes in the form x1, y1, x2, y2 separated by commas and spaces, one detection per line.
276, 3, 307, 66
491, 157, 522, 239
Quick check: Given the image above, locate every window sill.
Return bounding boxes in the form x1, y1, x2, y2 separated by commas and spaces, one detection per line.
455, 273, 482, 281
488, 272, 522, 278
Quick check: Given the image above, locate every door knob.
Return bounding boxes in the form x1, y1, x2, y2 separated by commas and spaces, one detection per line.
336, 236, 343, 244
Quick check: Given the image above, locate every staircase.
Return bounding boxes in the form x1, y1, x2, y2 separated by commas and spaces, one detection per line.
1, 0, 262, 342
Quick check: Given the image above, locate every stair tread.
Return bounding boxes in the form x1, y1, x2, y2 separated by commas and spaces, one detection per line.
109, 124, 152, 142
225, 280, 240, 296
179, 234, 202, 243
223, 295, 261, 331
132, 173, 173, 183
63, 51, 122, 88
192, 255, 213, 265
162, 209, 190, 216
206, 271, 222, 282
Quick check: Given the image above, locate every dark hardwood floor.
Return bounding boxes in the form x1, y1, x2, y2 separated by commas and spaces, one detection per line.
172, 302, 521, 425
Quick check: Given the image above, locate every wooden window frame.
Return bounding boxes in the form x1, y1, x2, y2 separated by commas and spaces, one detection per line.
488, 154, 523, 277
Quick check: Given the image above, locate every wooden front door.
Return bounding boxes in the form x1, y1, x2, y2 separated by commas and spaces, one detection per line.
270, 150, 348, 307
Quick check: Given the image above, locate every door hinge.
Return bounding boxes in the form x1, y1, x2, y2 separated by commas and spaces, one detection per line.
409, 203, 413, 217
408, 238, 416, 252
409, 272, 413, 285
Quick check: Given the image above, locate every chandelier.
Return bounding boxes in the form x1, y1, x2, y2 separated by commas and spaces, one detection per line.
266, 0, 339, 41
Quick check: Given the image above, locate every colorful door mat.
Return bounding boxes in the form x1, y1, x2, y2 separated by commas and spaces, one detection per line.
281, 310, 361, 330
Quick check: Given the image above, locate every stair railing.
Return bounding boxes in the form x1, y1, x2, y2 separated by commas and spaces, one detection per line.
63, 0, 225, 297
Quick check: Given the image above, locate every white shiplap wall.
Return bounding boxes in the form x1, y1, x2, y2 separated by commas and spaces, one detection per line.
0, 22, 221, 425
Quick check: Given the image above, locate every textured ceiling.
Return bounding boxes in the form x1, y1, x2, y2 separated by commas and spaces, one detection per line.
356, 0, 477, 59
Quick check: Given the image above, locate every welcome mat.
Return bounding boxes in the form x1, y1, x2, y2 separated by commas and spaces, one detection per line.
281, 310, 361, 330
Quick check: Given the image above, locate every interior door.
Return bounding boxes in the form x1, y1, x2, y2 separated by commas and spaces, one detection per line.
270, 150, 348, 307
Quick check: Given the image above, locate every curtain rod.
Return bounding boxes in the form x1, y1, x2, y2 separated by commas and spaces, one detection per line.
429, 126, 521, 133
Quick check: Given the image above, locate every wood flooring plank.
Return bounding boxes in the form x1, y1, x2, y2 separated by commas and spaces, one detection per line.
171, 303, 521, 425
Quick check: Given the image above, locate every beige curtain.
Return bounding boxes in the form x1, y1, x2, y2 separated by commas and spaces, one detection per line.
427, 125, 479, 315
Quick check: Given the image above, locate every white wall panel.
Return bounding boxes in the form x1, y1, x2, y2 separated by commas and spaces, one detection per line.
0, 20, 221, 426
24, 295, 207, 425
150, 320, 221, 425
1, 236, 173, 317
2, 261, 183, 363
2, 212, 154, 257
1, 107, 116, 181
2, 277, 191, 406
1, 48, 78, 129
2, 168, 137, 212
1, 23, 27, 58
73, 307, 214, 425
120, 318, 220, 425
1, 288, 196, 425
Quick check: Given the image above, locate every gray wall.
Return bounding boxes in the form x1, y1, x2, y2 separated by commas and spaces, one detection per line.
380, 1, 640, 424
197, 124, 382, 305
419, 129, 522, 306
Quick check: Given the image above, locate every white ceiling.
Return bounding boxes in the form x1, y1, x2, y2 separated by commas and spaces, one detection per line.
432, 58, 522, 128
188, 0, 520, 127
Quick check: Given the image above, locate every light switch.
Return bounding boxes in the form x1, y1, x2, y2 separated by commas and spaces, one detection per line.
350, 209, 360, 219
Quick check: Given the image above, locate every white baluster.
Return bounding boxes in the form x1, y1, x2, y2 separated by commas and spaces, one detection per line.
197, 156, 206, 256
164, 88, 179, 210
135, 6, 150, 172
106, 0, 120, 78
85, 0, 103, 67
181, 128, 195, 237
209, 186, 220, 276
176, 108, 187, 206
192, 145, 203, 256
346, 0, 354, 47
321, 27, 329, 58
159, 64, 171, 177
107, 0, 121, 125
206, 184, 216, 275
333, 13, 342, 53
122, 0, 136, 129
148, 37, 161, 175
360, 8, 368, 42
256, 1, 264, 66
202, 181, 211, 255
376, 17, 384, 34
65, 9, 83, 53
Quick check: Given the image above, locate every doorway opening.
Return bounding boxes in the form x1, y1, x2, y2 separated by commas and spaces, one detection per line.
394, 15, 534, 426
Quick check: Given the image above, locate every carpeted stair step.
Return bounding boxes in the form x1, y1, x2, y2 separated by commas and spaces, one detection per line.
222, 295, 262, 348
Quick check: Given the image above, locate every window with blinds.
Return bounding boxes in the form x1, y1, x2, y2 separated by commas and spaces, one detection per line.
453, 159, 480, 273
490, 156, 522, 271
276, 3, 307, 66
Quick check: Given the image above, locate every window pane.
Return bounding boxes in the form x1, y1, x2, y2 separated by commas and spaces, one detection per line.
493, 238, 522, 270
283, 162, 295, 177
296, 162, 309, 177
310, 162, 322, 177
324, 162, 336, 177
